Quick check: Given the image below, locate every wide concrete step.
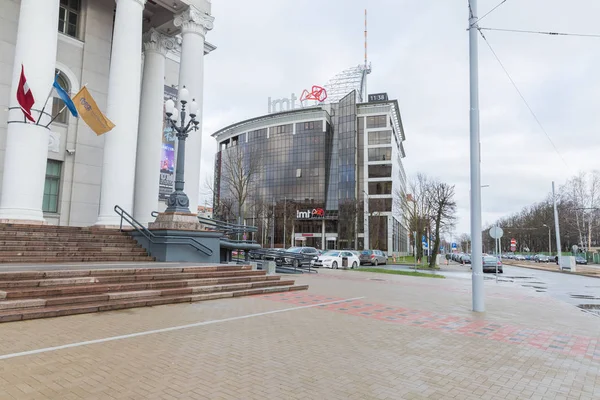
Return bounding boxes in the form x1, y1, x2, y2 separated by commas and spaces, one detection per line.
0, 280, 295, 309
0, 243, 142, 250
0, 232, 134, 240
0, 249, 148, 257
0, 265, 253, 281
0, 269, 263, 289
0, 238, 137, 245
0, 256, 155, 264
0, 274, 278, 298
0, 225, 123, 234
0, 284, 309, 322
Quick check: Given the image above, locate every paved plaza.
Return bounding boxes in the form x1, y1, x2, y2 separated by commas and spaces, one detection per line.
0, 265, 598, 399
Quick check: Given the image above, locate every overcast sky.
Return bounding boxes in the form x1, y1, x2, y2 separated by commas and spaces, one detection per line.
198, 0, 600, 239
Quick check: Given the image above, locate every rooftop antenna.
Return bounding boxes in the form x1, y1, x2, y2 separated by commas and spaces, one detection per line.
364, 9, 368, 69
363, 9, 369, 100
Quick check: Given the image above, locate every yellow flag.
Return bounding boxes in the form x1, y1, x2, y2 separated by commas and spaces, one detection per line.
72, 86, 115, 136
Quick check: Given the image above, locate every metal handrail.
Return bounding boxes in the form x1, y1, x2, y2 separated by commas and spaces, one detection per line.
115, 206, 213, 256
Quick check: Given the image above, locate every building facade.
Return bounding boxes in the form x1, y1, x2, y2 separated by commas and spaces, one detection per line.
0, 0, 215, 227
212, 90, 409, 255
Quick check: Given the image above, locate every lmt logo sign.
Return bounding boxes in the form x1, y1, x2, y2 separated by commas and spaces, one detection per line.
268, 86, 328, 113
296, 208, 325, 219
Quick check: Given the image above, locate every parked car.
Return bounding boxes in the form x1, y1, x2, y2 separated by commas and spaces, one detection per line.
482, 255, 503, 273
461, 255, 471, 264
314, 250, 360, 269
575, 256, 588, 265
535, 255, 550, 263
359, 250, 387, 266
515, 255, 526, 261
284, 246, 319, 267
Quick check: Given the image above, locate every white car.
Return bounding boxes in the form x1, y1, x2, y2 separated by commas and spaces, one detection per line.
314, 250, 360, 269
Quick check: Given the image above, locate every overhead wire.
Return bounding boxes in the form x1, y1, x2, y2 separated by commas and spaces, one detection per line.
477, 29, 570, 169
480, 27, 600, 38
471, 0, 508, 27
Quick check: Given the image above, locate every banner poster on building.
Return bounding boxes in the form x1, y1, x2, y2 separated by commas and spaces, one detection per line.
159, 85, 178, 202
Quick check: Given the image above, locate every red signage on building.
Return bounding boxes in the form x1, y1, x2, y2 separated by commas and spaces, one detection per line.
300, 85, 328, 102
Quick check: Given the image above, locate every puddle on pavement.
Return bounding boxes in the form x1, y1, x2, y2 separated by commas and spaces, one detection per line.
521, 284, 548, 290
369, 278, 386, 281
577, 304, 600, 317
570, 294, 600, 300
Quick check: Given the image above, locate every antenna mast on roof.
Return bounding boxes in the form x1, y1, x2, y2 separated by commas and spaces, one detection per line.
364, 9, 368, 69
364, 9, 368, 98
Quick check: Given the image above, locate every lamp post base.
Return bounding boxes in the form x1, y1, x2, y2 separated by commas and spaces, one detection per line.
164, 190, 191, 214
149, 211, 202, 231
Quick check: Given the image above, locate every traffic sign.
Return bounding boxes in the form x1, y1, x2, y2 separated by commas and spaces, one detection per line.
422, 235, 426, 244
510, 238, 516, 252
422, 242, 429, 250
440, 246, 444, 251
451, 242, 457, 250
489, 226, 503, 239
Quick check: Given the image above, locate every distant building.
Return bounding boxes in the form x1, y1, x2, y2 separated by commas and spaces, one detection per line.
212, 78, 409, 254
197, 205, 213, 220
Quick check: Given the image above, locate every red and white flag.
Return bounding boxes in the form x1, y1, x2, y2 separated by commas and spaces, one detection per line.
16, 64, 35, 122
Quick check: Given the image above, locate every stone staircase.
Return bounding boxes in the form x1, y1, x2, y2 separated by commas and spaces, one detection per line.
0, 224, 153, 263
0, 265, 308, 322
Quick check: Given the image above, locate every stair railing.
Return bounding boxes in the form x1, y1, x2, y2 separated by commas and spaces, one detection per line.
115, 205, 213, 256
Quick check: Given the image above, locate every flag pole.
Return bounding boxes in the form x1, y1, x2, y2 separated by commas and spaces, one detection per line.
44, 105, 66, 128
36, 74, 58, 125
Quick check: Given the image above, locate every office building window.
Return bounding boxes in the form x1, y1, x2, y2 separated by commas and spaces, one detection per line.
43, 160, 62, 213
51, 70, 70, 125
368, 165, 392, 179
368, 147, 392, 161
59, 0, 80, 38
368, 182, 393, 195
368, 130, 392, 145
366, 115, 387, 128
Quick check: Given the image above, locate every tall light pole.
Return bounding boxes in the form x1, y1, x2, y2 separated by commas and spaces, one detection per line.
163, 86, 199, 213
543, 224, 551, 255
468, 0, 484, 312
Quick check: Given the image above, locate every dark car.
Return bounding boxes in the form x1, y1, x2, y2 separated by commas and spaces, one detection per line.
575, 256, 588, 265
359, 250, 387, 266
284, 246, 319, 267
482, 256, 503, 273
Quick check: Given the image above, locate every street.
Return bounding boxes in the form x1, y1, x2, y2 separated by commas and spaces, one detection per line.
387, 262, 600, 317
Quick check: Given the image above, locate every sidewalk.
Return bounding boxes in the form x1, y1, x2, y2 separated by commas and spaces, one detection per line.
0, 265, 598, 399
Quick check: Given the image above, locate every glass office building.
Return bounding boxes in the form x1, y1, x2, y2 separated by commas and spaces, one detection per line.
212, 90, 408, 255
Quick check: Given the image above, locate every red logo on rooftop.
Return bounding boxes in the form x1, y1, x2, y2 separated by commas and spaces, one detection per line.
300, 86, 328, 103
312, 208, 325, 217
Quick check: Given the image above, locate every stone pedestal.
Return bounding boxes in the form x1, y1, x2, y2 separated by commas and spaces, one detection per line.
148, 212, 203, 231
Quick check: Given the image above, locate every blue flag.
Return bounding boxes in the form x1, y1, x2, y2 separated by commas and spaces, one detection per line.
53, 75, 78, 117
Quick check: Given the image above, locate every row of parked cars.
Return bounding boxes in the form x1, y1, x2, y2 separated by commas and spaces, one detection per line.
250, 247, 388, 269
449, 252, 503, 273
502, 253, 588, 265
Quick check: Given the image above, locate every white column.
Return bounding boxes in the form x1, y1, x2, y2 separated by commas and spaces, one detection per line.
0, 0, 60, 223
174, 6, 214, 215
133, 29, 175, 225
95, 0, 146, 226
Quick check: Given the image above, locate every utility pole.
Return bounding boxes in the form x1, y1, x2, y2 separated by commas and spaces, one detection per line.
468, 0, 484, 312
552, 182, 562, 268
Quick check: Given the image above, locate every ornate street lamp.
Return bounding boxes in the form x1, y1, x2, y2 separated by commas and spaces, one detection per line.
164, 86, 199, 213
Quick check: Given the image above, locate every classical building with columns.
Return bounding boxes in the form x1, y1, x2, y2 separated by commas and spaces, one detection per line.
0, 0, 214, 227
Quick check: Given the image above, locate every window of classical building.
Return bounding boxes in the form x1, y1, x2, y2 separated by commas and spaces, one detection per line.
43, 160, 62, 213
51, 70, 70, 125
59, 0, 80, 38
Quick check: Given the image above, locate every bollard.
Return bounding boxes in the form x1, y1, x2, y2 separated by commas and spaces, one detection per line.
265, 261, 276, 276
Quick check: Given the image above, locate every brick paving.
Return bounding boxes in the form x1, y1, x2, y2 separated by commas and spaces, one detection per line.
0, 266, 598, 399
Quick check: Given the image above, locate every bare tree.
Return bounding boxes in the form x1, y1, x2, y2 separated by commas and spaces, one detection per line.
219, 143, 263, 226
562, 171, 600, 250
427, 182, 457, 268
397, 173, 433, 261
